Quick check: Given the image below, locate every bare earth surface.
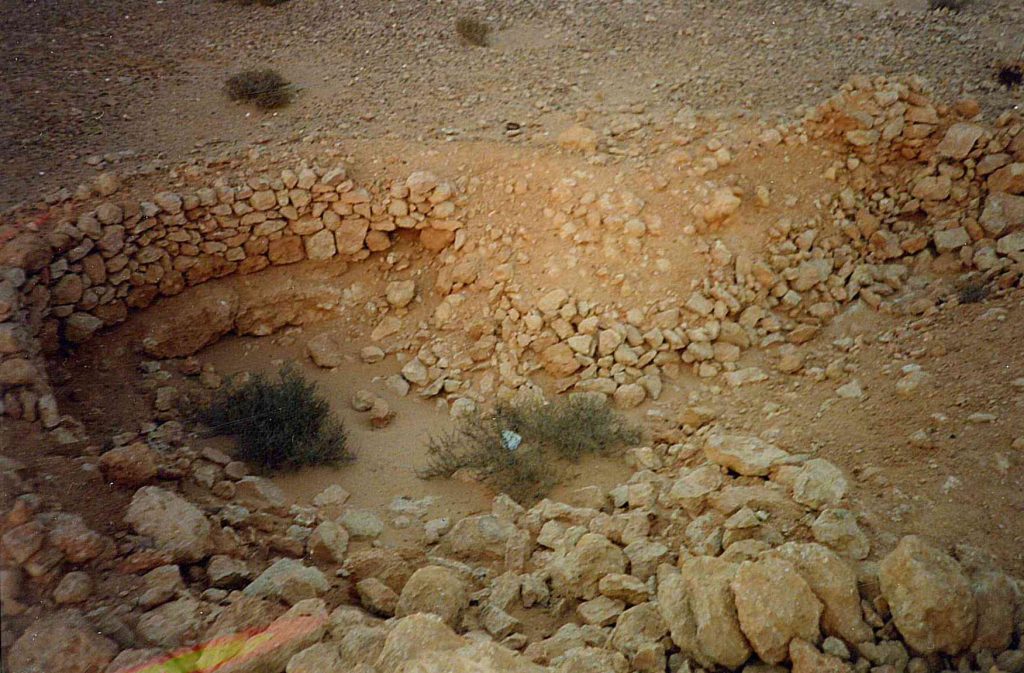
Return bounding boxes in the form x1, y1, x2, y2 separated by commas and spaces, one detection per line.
2, 0, 1022, 208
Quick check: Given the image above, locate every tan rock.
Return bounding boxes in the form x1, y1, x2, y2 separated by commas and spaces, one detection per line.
558, 125, 599, 153
541, 342, 581, 378
879, 536, 976, 655
732, 557, 823, 664
704, 433, 790, 476
789, 638, 852, 673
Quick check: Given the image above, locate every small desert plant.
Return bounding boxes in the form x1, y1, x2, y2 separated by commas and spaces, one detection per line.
996, 63, 1023, 89
956, 280, 990, 304
928, 0, 966, 10
456, 16, 490, 47
421, 396, 640, 503
196, 364, 349, 472
225, 68, 292, 109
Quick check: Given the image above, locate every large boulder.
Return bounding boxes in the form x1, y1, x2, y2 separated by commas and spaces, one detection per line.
375, 613, 465, 672
732, 557, 823, 665
124, 486, 212, 563
141, 285, 239, 358
196, 598, 327, 673
970, 569, 1017, 653
879, 536, 977, 655
704, 433, 790, 476
395, 565, 470, 628
765, 543, 872, 644
657, 559, 751, 670
7, 610, 118, 673
439, 514, 518, 564
243, 558, 329, 605
549, 533, 627, 600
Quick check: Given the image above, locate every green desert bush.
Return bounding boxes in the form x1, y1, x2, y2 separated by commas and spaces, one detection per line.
196, 364, 349, 472
455, 16, 490, 47
421, 396, 640, 503
225, 68, 292, 109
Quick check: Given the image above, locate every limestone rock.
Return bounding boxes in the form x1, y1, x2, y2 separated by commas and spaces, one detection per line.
7, 610, 118, 673
879, 536, 977, 655
375, 613, 465, 673
125, 486, 212, 563
141, 286, 239, 358
440, 514, 518, 563
979, 192, 1024, 238
811, 508, 870, 560
339, 509, 384, 540
732, 557, 823, 665
704, 188, 742, 223
659, 558, 751, 669
99, 443, 158, 488
550, 533, 627, 600
558, 125, 599, 153
243, 558, 329, 605
137, 597, 202, 647
704, 433, 790, 476
791, 459, 847, 510
541, 342, 581, 378
386, 280, 416, 308
287, 643, 342, 673
936, 123, 984, 160
356, 578, 399, 617
766, 542, 873, 644
395, 565, 470, 627
308, 520, 349, 564
789, 638, 852, 673
306, 333, 345, 368
988, 163, 1024, 194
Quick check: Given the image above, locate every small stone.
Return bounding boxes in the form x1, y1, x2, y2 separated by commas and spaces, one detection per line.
53, 571, 93, 604
386, 280, 416, 308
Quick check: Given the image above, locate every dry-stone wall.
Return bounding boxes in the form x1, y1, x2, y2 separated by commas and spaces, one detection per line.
0, 164, 464, 427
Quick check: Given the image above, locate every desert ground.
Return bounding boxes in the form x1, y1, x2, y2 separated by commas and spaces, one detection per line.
1, 1, 1023, 673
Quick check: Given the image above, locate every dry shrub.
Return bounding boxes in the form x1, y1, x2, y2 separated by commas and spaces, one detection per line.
957, 280, 990, 304
456, 16, 490, 47
421, 396, 640, 503
928, 0, 967, 9
996, 62, 1023, 89
225, 68, 292, 109
196, 364, 350, 472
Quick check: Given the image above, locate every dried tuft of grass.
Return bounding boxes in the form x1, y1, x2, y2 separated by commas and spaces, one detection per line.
456, 16, 491, 47
420, 396, 640, 503
225, 68, 292, 109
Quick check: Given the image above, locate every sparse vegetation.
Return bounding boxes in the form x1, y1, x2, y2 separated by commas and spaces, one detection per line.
456, 16, 490, 47
225, 68, 292, 109
196, 364, 350, 472
421, 396, 640, 503
957, 280, 990, 304
996, 62, 1023, 89
928, 0, 967, 10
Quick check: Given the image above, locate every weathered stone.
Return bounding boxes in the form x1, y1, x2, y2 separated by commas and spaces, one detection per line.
356, 577, 399, 617
99, 443, 158, 487
7, 610, 117, 673
558, 125, 599, 153
234, 476, 287, 511
989, 163, 1024, 194
375, 613, 465, 672
208, 555, 251, 589
396, 565, 470, 627
541, 342, 581, 378
936, 123, 985, 160
732, 557, 823, 665
306, 333, 345, 368
243, 558, 329, 605
879, 536, 977, 655
440, 514, 518, 563
811, 508, 870, 560
137, 597, 202, 647
659, 558, 751, 670
789, 638, 853, 673
970, 569, 1016, 652
286, 642, 342, 673
141, 286, 238, 358
308, 520, 349, 564
338, 509, 384, 539
549, 533, 627, 600
704, 188, 742, 223
704, 433, 790, 476
386, 280, 416, 308
791, 459, 847, 509
766, 543, 873, 644
979, 192, 1024, 238
125, 486, 212, 563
